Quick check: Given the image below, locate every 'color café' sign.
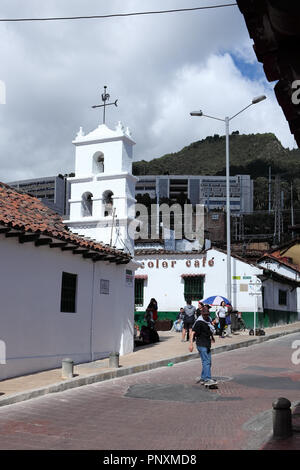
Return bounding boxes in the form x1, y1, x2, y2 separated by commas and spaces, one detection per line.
139, 257, 215, 269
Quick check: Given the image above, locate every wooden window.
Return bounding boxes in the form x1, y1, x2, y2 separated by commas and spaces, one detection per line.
278, 289, 287, 306
135, 279, 144, 307
60, 272, 77, 313
184, 276, 204, 301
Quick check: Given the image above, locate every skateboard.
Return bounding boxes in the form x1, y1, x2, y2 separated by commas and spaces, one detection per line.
196, 378, 219, 389
204, 382, 218, 390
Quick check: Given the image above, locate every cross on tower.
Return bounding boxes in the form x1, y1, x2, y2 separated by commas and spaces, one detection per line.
92, 86, 118, 124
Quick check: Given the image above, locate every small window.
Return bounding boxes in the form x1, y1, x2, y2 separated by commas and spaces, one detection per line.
278, 289, 287, 306
135, 279, 144, 306
184, 276, 204, 301
60, 272, 77, 313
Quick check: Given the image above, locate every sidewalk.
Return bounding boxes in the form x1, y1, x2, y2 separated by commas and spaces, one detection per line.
1, 322, 299, 410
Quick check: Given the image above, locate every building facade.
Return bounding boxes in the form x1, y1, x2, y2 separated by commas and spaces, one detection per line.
63, 122, 137, 256
8, 175, 68, 216
135, 174, 253, 213
134, 247, 264, 328
0, 182, 136, 380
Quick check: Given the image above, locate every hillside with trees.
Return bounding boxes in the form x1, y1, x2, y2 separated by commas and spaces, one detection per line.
133, 132, 300, 211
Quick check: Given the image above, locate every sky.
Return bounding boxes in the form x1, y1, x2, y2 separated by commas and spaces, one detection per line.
0, 0, 297, 182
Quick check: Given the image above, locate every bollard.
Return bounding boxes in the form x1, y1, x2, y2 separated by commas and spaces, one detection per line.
109, 352, 120, 368
62, 358, 74, 379
272, 397, 293, 439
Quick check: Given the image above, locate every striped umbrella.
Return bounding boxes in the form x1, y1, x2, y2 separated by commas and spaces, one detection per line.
200, 295, 231, 306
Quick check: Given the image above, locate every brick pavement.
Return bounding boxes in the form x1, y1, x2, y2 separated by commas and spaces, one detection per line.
0, 325, 299, 450
0, 332, 299, 450
0, 322, 299, 406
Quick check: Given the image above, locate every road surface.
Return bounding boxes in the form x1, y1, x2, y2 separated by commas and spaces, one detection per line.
0, 333, 299, 451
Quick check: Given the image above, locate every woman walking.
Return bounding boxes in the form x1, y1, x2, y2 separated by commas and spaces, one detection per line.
216, 300, 227, 338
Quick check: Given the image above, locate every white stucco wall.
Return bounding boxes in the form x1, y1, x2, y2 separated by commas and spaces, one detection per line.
258, 259, 300, 281
73, 123, 135, 177
262, 277, 297, 313
135, 248, 263, 313
65, 122, 137, 254
0, 236, 135, 380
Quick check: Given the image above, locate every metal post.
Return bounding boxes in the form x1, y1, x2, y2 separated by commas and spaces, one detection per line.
291, 181, 295, 239
272, 397, 292, 439
269, 166, 272, 213
225, 116, 231, 304
254, 288, 257, 335
62, 358, 74, 379
109, 352, 120, 368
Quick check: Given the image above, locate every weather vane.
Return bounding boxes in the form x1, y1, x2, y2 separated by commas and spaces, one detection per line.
92, 86, 118, 124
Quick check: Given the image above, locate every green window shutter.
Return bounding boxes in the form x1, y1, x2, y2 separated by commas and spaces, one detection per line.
184, 276, 204, 301
135, 279, 144, 306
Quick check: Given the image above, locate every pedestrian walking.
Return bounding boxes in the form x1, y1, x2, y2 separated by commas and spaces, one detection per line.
181, 298, 196, 342
216, 300, 227, 338
145, 298, 158, 329
225, 305, 232, 337
189, 309, 216, 386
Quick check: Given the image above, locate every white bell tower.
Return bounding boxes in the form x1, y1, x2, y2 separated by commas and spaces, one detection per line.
64, 120, 137, 255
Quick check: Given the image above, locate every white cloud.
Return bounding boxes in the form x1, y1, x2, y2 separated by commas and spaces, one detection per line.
145, 54, 296, 161
0, 0, 296, 182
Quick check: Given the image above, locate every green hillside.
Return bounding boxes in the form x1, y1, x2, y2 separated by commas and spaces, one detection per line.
133, 132, 300, 178
133, 132, 300, 211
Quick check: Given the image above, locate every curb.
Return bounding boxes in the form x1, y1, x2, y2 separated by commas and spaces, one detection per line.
0, 328, 299, 408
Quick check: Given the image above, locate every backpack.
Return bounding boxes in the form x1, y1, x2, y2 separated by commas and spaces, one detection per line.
140, 325, 159, 344
140, 325, 152, 344
149, 328, 160, 343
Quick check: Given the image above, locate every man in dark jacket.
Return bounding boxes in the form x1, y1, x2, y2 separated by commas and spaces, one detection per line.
188, 309, 217, 386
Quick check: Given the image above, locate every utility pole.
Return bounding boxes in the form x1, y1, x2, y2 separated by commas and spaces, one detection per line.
109, 208, 116, 247
268, 166, 272, 213
273, 175, 281, 244
291, 181, 295, 239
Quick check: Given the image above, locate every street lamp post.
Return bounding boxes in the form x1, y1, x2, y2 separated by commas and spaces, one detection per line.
190, 95, 266, 304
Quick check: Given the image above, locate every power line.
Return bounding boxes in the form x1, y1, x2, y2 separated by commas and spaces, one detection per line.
0, 4, 237, 23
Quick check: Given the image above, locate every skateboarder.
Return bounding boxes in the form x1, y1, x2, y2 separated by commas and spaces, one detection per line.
188, 306, 217, 387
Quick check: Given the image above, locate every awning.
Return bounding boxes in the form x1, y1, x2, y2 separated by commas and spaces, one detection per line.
135, 275, 148, 280
181, 274, 205, 278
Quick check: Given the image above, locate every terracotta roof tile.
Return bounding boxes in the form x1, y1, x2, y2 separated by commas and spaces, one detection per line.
0, 182, 131, 262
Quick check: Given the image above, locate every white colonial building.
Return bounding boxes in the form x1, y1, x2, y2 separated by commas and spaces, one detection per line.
134, 247, 265, 328
0, 117, 141, 380
64, 122, 138, 256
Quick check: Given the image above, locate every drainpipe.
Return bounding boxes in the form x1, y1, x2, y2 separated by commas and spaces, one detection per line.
89, 261, 96, 362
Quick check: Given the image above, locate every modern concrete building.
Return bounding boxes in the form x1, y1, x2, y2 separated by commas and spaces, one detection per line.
8, 175, 69, 216
135, 174, 253, 214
